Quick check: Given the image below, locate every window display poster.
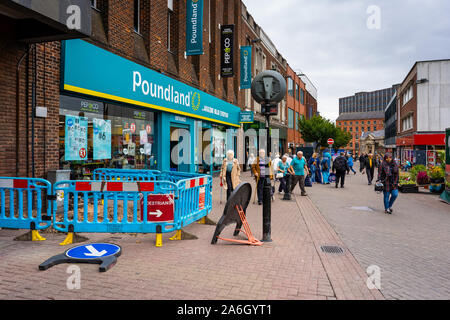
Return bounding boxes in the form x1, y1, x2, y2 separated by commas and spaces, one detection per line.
93, 118, 111, 160
65, 115, 88, 161
140, 130, 148, 144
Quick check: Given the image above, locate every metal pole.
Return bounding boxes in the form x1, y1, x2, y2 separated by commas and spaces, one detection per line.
262, 111, 272, 242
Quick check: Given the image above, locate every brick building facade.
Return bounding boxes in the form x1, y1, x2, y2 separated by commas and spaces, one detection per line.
1, 0, 317, 179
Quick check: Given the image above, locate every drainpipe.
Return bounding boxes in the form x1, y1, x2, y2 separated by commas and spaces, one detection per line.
16, 45, 31, 177
31, 44, 36, 178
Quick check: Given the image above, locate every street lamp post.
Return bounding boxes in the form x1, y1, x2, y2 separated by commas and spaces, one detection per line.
251, 70, 286, 242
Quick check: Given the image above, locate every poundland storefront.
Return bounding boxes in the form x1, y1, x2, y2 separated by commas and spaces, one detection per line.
60, 40, 240, 179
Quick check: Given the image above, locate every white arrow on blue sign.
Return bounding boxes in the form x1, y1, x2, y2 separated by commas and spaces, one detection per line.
65, 243, 121, 259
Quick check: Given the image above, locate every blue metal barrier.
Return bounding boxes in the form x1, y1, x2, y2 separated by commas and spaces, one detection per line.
93, 168, 160, 181
0, 177, 52, 233
52, 171, 213, 246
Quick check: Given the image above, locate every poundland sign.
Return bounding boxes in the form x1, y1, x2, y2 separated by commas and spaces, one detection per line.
62, 39, 240, 127
186, 0, 204, 56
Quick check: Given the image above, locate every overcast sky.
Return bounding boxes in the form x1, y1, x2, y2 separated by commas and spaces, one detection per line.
242, 0, 450, 121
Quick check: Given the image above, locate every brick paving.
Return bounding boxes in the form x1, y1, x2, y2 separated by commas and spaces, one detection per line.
0, 172, 383, 300
306, 165, 450, 300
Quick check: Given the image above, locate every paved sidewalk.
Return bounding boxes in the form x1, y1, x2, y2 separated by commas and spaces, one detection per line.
306, 166, 450, 300
0, 172, 383, 300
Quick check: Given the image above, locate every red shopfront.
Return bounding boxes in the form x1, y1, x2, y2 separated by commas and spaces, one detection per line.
397, 133, 445, 165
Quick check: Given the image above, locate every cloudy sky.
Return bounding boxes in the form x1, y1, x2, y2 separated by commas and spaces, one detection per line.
242, 0, 450, 121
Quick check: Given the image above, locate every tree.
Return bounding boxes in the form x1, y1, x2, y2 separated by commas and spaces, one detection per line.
333, 127, 352, 150
297, 115, 352, 152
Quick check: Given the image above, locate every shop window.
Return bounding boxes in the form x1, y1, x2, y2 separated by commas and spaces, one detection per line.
287, 77, 294, 97
288, 108, 294, 129
134, 0, 140, 33
59, 95, 156, 180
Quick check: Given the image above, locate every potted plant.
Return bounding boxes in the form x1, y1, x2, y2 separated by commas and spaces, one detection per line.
409, 165, 427, 182
399, 175, 419, 193
428, 166, 445, 184
416, 171, 430, 186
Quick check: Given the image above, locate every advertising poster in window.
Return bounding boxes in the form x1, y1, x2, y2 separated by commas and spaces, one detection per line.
65, 115, 88, 161
93, 118, 111, 160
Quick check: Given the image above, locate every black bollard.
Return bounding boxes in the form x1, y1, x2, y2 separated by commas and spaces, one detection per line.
262, 177, 272, 242
282, 174, 292, 201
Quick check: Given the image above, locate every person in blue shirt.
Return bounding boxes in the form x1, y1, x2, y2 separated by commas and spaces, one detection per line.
308, 153, 317, 183
314, 155, 323, 183
347, 154, 356, 175
277, 155, 290, 193
288, 151, 309, 196
321, 152, 331, 184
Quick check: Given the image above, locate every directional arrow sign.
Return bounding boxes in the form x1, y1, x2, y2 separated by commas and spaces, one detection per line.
84, 245, 107, 257
140, 194, 174, 222
149, 210, 163, 218
39, 243, 122, 273
65, 243, 121, 259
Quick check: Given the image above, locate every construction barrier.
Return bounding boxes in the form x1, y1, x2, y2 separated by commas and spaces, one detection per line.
93, 168, 160, 181
0, 171, 213, 245
0, 177, 53, 241
52, 171, 213, 246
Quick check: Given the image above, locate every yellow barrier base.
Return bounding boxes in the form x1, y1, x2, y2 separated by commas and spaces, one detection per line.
197, 215, 216, 225
155, 233, 162, 247
59, 232, 89, 246
32, 230, 46, 241
14, 230, 46, 241
169, 229, 198, 241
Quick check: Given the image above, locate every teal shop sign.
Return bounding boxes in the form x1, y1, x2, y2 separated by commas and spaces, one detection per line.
239, 111, 254, 123
62, 39, 240, 127
240, 46, 252, 89
186, 0, 203, 56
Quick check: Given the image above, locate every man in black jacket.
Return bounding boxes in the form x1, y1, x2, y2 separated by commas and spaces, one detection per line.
364, 153, 376, 185
359, 153, 366, 172
333, 152, 349, 188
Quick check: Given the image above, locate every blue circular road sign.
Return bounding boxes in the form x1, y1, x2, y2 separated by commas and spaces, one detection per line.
65, 243, 121, 260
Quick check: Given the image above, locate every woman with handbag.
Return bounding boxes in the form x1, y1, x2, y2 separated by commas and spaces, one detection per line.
277, 155, 289, 193
377, 152, 399, 214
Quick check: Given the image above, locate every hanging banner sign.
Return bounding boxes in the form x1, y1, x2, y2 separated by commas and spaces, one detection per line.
65, 115, 88, 161
239, 111, 254, 123
93, 118, 111, 160
240, 46, 252, 89
186, 0, 204, 56
220, 24, 234, 77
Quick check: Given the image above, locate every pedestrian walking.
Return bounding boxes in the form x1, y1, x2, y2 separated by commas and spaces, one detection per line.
332, 152, 349, 188
364, 153, 376, 185
277, 155, 289, 193
247, 153, 256, 176
219, 150, 241, 200
321, 151, 331, 184
347, 154, 356, 175
314, 155, 323, 184
251, 149, 274, 205
359, 153, 366, 172
377, 152, 399, 214
308, 153, 317, 183
288, 151, 309, 196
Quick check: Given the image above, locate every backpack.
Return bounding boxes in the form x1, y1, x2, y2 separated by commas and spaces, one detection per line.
334, 156, 346, 171
322, 159, 329, 171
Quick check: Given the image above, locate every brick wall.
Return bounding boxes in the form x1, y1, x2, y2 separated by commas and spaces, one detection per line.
1, 0, 305, 178
0, 33, 61, 179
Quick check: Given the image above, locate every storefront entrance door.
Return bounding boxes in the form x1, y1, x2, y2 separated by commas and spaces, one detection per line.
170, 124, 190, 172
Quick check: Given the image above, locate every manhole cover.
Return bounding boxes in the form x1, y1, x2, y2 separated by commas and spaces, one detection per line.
320, 245, 344, 254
